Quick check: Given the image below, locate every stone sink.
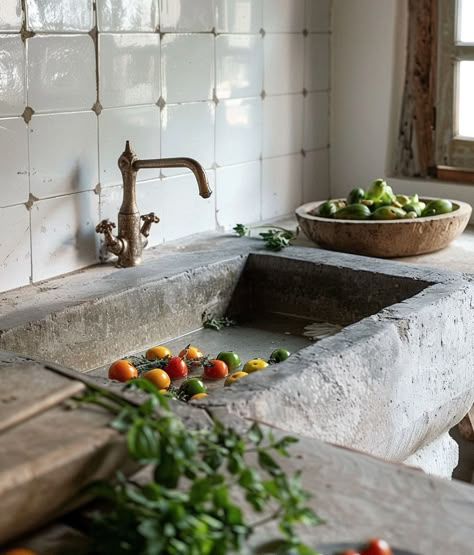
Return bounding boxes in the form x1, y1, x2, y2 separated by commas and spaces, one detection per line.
1, 233, 474, 477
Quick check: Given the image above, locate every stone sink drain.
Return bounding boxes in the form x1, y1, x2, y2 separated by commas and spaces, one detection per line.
1, 237, 474, 477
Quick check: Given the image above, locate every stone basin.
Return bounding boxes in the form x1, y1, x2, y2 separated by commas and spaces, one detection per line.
1, 234, 474, 476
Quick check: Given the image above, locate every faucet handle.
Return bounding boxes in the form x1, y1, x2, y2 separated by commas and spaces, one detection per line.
140, 212, 160, 238
96, 219, 116, 235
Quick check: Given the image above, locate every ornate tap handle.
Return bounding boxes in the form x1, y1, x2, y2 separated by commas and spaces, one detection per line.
140, 212, 160, 238
96, 219, 124, 256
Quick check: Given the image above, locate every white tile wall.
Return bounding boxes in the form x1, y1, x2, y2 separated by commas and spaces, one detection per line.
0, 0, 330, 292
0, 117, 29, 206
25, 0, 94, 33
0, 35, 26, 116
0, 1, 23, 32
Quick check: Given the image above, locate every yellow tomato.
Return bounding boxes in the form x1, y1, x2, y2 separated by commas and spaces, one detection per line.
224, 371, 248, 386
146, 345, 172, 360
143, 368, 171, 390
178, 345, 204, 360
190, 393, 208, 400
242, 358, 268, 373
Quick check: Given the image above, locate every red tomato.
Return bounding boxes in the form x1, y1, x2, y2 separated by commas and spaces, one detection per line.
164, 356, 188, 380
203, 359, 229, 379
361, 538, 392, 555
341, 551, 361, 555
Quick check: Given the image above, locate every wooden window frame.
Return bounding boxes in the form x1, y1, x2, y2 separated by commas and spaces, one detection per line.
435, 0, 474, 171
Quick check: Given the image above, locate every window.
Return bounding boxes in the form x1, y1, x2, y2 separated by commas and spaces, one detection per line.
395, 0, 474, 182
436, 0, 474, 174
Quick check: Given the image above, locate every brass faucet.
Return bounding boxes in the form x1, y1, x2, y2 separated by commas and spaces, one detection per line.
96, 141, 212, 267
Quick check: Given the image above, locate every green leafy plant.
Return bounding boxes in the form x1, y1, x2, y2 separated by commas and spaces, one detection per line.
201, 310, 237, 331
233, 224, 298, 252
74, 380, 322, 555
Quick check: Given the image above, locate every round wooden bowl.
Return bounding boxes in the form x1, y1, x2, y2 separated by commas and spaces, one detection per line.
295, 197, 472, 258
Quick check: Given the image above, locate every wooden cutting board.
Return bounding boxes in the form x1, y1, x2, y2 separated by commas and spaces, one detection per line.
0, 357, 132, 546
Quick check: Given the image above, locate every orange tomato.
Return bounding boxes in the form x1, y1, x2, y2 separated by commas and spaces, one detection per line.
143, 368, 171, 390
178, 345, 203, 360
108, 359, 138, 382
190, 393, 208, 400
3, 549, 39, 555
146, 345, 172, 360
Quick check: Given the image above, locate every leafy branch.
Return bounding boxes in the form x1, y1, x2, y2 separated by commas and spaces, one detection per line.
201, 310, 237, 331
73, 381, 322, 555
233, 224, 298, 252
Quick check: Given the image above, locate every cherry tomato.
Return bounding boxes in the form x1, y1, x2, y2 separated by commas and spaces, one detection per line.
242, 358, 268, 373
224, 371, 248, 386
178, 345, 203, 361
3, 550, 39, 555
178, 378, 207, 400
108, 359, 138, 382
143, 368, 171, 390
269, 348, 291, 363
190, 393, 208, 401
164, 356, 188, 379
216, 351, 241, 370
203, 359, 229, 379
361, 538, 392, 555
341, 551, 361, 555
146, 345, 172, 360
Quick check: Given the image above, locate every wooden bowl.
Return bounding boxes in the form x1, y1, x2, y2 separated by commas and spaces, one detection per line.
295, 197, 472, 258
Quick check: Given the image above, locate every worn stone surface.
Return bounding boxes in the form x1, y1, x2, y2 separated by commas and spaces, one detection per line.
403, 432, 459, 478
1, 235, 474, 475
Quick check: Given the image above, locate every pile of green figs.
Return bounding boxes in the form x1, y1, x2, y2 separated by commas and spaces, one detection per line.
313, 179, 456, 221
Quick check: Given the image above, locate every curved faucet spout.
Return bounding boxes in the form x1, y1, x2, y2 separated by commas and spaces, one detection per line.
133, 157, 212, 198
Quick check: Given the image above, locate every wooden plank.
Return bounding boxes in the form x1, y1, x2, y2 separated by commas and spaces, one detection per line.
0, 362, 85, 433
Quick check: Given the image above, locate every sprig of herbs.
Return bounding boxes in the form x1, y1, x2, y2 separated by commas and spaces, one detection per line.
233, 224, 298, 252
202, 310, 238, 331
74, 380, 322, 555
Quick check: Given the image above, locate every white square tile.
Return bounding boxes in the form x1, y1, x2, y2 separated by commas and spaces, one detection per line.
161, 101, 215, 176
216, 97, 262, 166
26, 0, 94, 32
160, 171, 215, 241
27, 35, 96, 113
216, 0, 263, 33
216, 34, 263, 99
0, 35, 26, 116
99, 34, 160, 108
97, 0, 159, 32
161, 34, 214, 103
304, 91, 329, 150
216, 161, 260, 229
0, 0, 23, 32
263, 0, 304, 32
306, 0, 331, 32
262, 153, 303, 219
264, 34, 304, 95
160, 0, 214, 32
263, 94, 303, 158
29, 111, 98, 198
304, 33, 329, 91
0, 117, 29, 206
100, 181, 164, 249
31, 191, 99, 282
0, 204, 31, 292
303, 148, 329, 202
99, 105, 161, 186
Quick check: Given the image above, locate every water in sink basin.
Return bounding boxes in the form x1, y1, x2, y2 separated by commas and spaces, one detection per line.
89, 313, 316, 392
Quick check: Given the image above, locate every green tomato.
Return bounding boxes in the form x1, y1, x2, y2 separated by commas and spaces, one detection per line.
318, 200, 338, 218
216, 351, 241, 371
269, 348, 291, 363
178, 378, 206, 401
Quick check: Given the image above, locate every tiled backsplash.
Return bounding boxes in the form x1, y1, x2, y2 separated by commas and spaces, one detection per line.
0, 0, 330, 292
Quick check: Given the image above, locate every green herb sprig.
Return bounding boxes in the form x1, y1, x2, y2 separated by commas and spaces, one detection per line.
233, 224, 298, 251
202, 310, 237, 331
75, 380, 322, 555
